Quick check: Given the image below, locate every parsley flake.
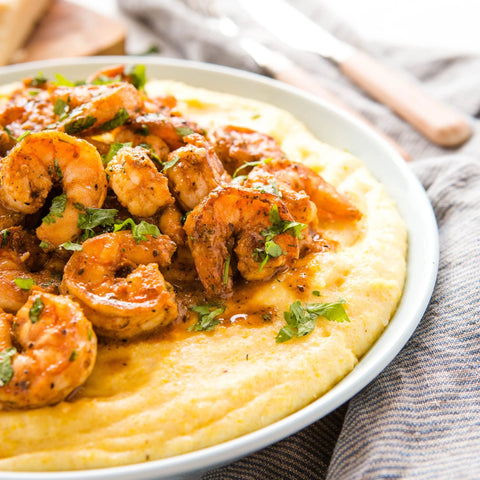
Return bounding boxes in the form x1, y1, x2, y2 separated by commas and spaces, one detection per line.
103, 142, 132, 166
253, 179, 282, 197
64, 115, 97, 135
29, 297, 45, 324
262, 205, 306, 239
16, 130, 31, 142
14, 278, 36, 290
54, 157, 63, 179
125, 64, 147, 90
100, 108, 129, 131
30, 72, 47, 87
53, 98, 70, 120
275, 299, 350, 343
60, 241, 83, 251
77, 207, 118, 240
232, 157, 272, 179
223, 256, 231, 285
114, 218, 161, 243
188, 304, 226, 332
1, 229, 10, 247
252, 205, 306, 272
162, 155, 179, 171
54, 73, 75, 86
42, 193, 67, 225
174, 126, 195, 137
39, 241, 51, 250
0, 347, 17, 386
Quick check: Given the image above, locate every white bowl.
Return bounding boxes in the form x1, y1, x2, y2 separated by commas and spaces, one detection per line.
0, 56, 439, 480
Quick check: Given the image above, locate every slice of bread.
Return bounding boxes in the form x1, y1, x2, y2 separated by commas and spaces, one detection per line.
0, 0, 52, 65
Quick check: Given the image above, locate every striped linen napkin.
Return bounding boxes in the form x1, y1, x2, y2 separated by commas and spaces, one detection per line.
119, 0, 480, 478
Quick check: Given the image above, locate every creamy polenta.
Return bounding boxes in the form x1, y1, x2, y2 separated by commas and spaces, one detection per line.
0, 78, 407, 471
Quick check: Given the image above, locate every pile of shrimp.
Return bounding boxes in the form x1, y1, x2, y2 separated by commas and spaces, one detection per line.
0, 64, 361, 409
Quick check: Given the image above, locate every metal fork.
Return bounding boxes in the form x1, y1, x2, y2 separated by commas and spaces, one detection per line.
181, 0, 411, 160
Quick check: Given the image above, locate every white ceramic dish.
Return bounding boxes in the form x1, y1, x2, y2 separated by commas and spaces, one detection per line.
0, 56, 439, 480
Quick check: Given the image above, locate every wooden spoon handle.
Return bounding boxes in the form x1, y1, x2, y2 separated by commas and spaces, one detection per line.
273, 63, 412, 161
339, 50, 472, 147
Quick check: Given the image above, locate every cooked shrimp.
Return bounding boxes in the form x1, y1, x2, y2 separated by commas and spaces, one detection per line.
211, 125, 286, 175
157, 203, 187, 246
243, 166, 330, 254
130, 113, 201, 150
184, 185, 301, 299
61, 231, 178, 338
53, 82, 142, 135
165, 133, 230, 211
0, 130, 108, 247
0, 289, 97, 409
0, 89, 56, 147
246, 157, 361, 222
277, 189, 331, 255
106, 145, 174, 217
0, 227, 60, 313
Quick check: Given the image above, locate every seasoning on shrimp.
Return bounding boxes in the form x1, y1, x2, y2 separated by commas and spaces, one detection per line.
0, 289, 97, 409
183, 185, 302, 298
107, 145, 174, 217
60, 231, 177, 338
0, 130, 107, 247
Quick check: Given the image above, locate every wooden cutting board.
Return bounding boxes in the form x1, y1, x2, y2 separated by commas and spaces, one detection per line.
11, 0, 126, 64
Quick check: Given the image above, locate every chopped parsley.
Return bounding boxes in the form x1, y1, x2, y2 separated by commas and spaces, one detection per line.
91, 75, 121, 85
77, 207, 118, 240
162, 155, 179, 171
64, 115, 97, 135
14, 278, 36, 290
232, 157, 272, 179
113, 218, 161, 243
188, 304, 226, 332
54, 73, 75, 86
29, 297, 45, 324
100, 108, 129, 131
30, 72, 47, 87
103, 142, 132, 166
223, 256, 231, 285
69, 350, 78, 362
252, 179, 282, 197
0, 347, 17, 386
54, 157, 63, 179
135, 125, 150, 136
253, 239, 284, 272
125, 64, 147, 90
262, 205, 306, 239
53, 98, 70, 119
60, 241, 83, 251
180, 211, 190, 225
3, 128, 32, 142
1, 229, 9, 247
253, 205, 306, 272
16, 130, 31, 142
275, 299, 350, 343
174, 126, 195, 137
42, 193, 67, 225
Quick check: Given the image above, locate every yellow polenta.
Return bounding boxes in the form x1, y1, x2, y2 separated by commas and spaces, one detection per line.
0, 81, 407, 471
